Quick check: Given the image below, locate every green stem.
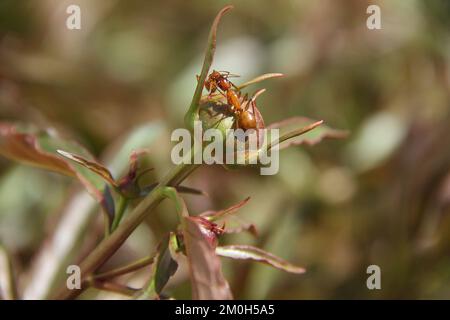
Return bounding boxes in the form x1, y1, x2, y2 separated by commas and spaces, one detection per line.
90, 255, 155, 282
54, 160, 199, 299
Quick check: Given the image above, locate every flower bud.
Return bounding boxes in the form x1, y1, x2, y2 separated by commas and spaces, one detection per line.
198, 98, 235, 137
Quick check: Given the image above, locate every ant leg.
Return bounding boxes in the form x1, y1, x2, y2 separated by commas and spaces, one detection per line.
215, 87, 228, 101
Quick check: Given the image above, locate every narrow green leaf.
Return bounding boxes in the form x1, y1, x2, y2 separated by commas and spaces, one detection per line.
267, 117, 349, 150
183, 216, 233, 300
184, 5, 234, 131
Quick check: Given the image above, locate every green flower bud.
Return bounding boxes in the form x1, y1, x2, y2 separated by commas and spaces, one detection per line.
198, 95, 267, 170
198, 98, 235, 137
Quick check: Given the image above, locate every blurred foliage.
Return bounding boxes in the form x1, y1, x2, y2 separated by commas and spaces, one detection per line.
1, 0, 450, 299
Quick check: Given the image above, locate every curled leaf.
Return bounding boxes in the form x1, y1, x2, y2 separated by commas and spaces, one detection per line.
216, 245, 306, 274
57, 149, 116, 186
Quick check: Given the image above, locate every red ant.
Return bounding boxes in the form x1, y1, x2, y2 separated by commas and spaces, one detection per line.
202, 70, 261, 131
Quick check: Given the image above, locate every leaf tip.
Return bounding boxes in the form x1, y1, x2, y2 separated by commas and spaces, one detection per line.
56, 149, 69, 157
56, 149, 77, 161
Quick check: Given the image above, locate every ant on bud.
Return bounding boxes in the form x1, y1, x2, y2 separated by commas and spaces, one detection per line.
199, 70, 264, 131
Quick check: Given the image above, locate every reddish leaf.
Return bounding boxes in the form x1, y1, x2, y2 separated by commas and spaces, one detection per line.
182, 216, 233, 300
0, 124, 74, 176
0, 123, 112, 220
216, 245, 306, 274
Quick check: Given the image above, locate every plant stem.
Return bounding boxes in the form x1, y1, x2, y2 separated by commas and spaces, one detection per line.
53, 5, 233, 300
92, 281, 138, 297
54, 161, 199, 299
90, 255, 155, 282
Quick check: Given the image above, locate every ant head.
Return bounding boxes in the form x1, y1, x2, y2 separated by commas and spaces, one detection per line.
210, 70, 222, 79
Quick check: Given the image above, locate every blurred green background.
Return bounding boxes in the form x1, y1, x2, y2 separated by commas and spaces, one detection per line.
1, 0, 450, 299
